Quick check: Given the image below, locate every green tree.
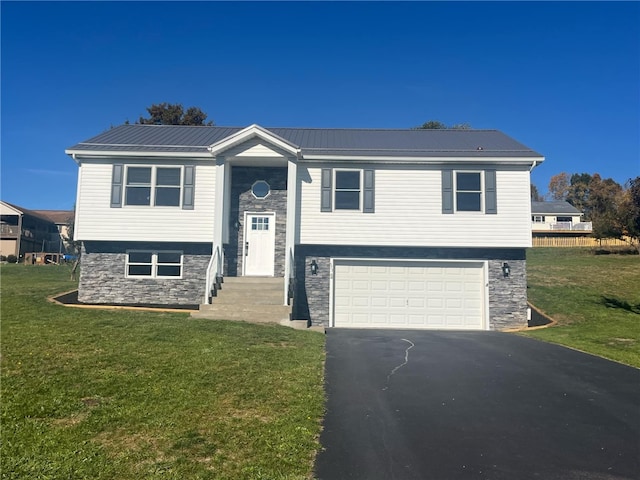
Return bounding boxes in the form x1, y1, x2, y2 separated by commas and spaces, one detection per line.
566, 173, 593, 216
137, 103, 214, 126
415, 120, 472, 129
531, 183, 543, 202
589, 174, 623, 240
62, 207, 82, 280
617, 176, 640, 253
416, 120, 447, 129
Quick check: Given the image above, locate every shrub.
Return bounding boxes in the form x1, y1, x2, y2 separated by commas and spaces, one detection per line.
6, 254, 17, 263
0, 255, 6, 262
592, 247, 639, 256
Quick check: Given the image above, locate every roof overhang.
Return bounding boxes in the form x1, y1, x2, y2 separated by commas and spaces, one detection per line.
65, 150, 214, 164
207, 124, 300, 157
299, 154, 545, 166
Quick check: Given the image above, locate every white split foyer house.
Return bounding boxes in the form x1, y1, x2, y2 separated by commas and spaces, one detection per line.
67, 124, 544, 331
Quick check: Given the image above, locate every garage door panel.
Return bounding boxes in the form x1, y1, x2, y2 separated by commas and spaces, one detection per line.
334, 260, 485, 330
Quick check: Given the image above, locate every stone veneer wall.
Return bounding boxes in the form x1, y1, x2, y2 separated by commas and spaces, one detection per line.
293, 245, 527, 330
225, 167, 287, 277
79, 241, 211, 306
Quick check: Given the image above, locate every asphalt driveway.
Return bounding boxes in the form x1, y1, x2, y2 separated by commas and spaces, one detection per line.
314, 330, 640, 480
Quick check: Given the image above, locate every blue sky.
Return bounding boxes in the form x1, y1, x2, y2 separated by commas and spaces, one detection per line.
1, 1, 639, 210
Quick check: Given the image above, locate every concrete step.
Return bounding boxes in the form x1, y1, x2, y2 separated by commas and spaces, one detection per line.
210, 295, 285, 305
222, 277, 285, 285
192, 304, 292, 323
192, 276, 322, 331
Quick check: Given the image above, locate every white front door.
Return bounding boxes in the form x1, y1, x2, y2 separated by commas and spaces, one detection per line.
243, 212, 276, 276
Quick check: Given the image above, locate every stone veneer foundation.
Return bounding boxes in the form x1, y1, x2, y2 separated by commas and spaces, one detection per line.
79, 241, 211, 306
293, 246, 527, 330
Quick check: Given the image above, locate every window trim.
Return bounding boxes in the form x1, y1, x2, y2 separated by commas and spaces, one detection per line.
125, 250, 183, 279
333, 169, 362, 211
251, 180, 271, 199
454, 170, 484, 213
124, 166, 183, 208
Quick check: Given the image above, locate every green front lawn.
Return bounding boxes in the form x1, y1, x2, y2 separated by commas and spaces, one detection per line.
524, 248, 640, 367
0, 264, 325, 479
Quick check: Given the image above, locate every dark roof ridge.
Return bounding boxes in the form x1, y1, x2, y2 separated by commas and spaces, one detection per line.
115, 124, 501, 132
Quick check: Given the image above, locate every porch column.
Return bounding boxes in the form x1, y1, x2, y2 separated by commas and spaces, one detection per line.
213, 156, 226, 273
284, 156, 298, 305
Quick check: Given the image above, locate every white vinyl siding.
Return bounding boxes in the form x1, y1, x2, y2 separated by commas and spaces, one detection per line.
75, 161, 215, 242
298, 164, 532, 248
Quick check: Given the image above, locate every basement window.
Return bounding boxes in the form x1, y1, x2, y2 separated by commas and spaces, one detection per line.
126, 251, 183, 278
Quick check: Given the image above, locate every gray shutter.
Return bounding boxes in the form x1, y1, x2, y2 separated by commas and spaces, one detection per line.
111, 164, 124, 208
321, 168, 332, 212
442, 170, 454, 214
182, 166, 195, 210
485, 170, 497, 214
363, 169, 375, 213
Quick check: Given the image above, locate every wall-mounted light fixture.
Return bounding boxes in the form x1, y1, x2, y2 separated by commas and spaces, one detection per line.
310, 259, 318, 275
502, 262, 511, 278
233, 220, 240, 230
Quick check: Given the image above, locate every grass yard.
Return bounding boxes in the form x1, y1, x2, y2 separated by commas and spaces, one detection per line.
524, 248, 640, 368
0, 265, 325, 480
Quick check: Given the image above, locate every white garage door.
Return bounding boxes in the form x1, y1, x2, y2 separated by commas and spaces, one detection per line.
333, 260, 486, 330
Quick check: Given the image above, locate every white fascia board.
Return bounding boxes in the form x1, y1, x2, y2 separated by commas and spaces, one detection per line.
66, 150, 214, 161
207, 124, 300, 157
300, 155, 545, 165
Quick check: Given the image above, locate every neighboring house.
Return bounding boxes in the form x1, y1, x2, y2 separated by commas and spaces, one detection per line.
66, 124, 544, 330
531, 201, 592, 234
31, 209, 75, 251
0, 201, 71, 259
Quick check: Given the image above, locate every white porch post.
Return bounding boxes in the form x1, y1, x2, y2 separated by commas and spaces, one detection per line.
213, 155, 226, 273
284, 156, 298, 305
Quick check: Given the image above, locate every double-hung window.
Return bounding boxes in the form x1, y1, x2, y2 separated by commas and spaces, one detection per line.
334, 170, 361, 210
125, 167, 153, 206
126, 251, 183, 278
455, 171, 483, 212
321, 168, 375, 213
124, 166, 182, 207
155, 168, 181, 206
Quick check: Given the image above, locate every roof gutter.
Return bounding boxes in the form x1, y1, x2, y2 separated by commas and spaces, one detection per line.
65, 150, 214, 161
300, 154, 545, 164
529, 157, 545, 171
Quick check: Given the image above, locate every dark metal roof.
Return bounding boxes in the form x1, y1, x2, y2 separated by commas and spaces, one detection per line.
531, 201, 582, 215
67, 124, 543, 158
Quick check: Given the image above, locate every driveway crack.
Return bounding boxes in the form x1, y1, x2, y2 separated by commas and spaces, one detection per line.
383, 338, 414, 391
